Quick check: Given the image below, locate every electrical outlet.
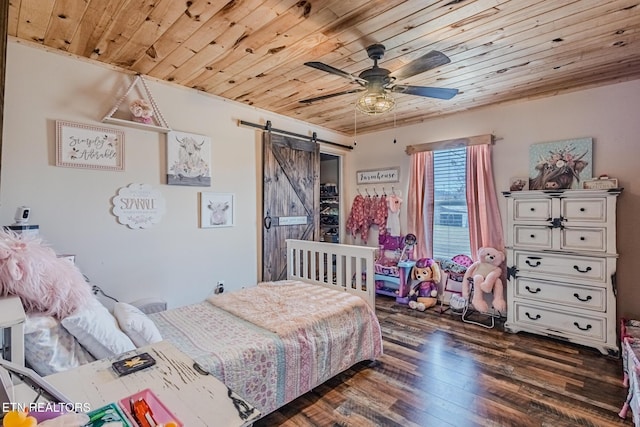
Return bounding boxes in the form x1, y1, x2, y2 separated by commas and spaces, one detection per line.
215, 281, 225, 295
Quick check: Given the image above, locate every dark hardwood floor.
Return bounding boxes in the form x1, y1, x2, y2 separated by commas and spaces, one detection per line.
255, 296, 632, 427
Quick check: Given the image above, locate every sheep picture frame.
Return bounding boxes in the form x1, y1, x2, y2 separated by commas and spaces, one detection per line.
200, 192, 234, 228
167, 130, 212, 186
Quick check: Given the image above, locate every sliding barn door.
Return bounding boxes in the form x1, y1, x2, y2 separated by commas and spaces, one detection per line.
262, 132, 319, 281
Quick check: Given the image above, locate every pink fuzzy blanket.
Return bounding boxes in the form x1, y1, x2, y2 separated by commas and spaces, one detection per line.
0, 230, 93, 318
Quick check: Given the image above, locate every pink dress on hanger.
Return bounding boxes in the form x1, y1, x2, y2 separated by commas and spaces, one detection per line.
346, 195, 365, 239
371, 194, 388, 235
387, 194, 402, 236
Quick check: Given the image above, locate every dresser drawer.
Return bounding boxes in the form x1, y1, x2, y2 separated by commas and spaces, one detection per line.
514, 225, 552, 249
513, 301, 605, 341
513, 198, 552, 221
514, 251, 607, 284
514, 277, 606, 311
562, 198, 607, 222
561, 227, 607, 252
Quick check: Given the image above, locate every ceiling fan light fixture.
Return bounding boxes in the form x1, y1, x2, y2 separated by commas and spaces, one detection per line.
356, 91, 395, 115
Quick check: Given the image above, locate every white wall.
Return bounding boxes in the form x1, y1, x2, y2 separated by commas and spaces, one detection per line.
1, 40, 350, 308
345, 79, 640, 319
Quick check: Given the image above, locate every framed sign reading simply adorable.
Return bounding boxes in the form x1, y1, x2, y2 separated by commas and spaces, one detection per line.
56, 120, 125, 171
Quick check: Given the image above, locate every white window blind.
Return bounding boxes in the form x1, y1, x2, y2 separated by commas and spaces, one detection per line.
432, 147, 471, 258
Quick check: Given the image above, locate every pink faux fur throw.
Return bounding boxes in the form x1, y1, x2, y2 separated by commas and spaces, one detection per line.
0, 230, 93, 319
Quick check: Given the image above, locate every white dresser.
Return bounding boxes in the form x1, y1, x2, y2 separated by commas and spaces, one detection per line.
503, 188, 622, 356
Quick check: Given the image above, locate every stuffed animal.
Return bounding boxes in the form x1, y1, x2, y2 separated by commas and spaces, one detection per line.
408, 258, 441, 311
462, 247, 506, 313
0, 230, 93, 319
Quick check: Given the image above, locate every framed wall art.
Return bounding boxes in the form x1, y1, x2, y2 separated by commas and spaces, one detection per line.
167, 130, 211, 186
356, 166, 400, 184
528, 137, 593, 190
56, 120, 124, 171
200, 192, 234, 228
111, 183, 166, 229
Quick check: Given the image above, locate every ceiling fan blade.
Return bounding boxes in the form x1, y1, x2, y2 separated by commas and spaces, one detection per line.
299, 88, 366, 104
390, 50, 451, 80
391, 85, 458, 100
304, 62, 368, 84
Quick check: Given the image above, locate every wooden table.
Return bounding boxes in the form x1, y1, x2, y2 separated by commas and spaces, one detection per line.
44, 340, 261, 426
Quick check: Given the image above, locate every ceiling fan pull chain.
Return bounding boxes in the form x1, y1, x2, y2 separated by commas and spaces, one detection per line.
353, 108, 357, 146
393, 110, 397, 144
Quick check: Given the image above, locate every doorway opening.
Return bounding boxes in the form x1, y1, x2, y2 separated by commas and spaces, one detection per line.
320, 152, 341, 243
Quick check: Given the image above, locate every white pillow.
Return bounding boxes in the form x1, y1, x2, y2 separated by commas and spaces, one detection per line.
24, 314, 95, 376
112, 302, 163, 347
61, 297, 135, 359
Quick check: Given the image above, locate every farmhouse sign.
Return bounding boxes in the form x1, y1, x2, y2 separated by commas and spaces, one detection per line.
356, 167, 400, 184
112, 183, 166, 229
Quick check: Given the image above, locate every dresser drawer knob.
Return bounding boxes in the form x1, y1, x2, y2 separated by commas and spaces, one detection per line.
573, 293, 592, 302
573, 265, 592, 273
525, 286, 541, 294
573, 322, 592, 331
530, 234, 536, 239
580, 207, 586, 212
525, 312, 541, 320
580, 236, 585, 241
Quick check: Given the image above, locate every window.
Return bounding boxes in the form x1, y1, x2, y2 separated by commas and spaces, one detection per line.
432, 147, 471, 258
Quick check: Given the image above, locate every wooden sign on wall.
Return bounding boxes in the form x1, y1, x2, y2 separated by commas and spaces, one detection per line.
112, 183, 166, 229
56, 120, 124, 171
356, 167, 400, 184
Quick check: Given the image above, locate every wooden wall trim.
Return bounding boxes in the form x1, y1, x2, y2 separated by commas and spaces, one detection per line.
405, 134, 494, 155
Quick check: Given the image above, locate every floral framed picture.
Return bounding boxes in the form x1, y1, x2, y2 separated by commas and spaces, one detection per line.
167, 130, 211, 186
528, 137, 593, 190
56, 120, 124, 171
200, 192, 234, 228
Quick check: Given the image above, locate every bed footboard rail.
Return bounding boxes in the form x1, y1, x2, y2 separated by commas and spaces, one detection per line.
285, 239, 377, 309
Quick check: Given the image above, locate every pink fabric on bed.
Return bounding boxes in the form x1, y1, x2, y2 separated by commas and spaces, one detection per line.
207, 280, 383, 406
208, 281, 371, 335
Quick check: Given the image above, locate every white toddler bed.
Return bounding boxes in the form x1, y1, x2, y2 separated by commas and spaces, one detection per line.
3, 239, 382, 418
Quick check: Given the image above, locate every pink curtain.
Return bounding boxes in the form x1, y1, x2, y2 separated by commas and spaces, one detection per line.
408, 151, 434, 259
466, 144, 505, 258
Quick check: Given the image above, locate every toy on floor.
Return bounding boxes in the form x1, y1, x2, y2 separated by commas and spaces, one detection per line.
408, 258, 441, 311
462, 247, 506, 313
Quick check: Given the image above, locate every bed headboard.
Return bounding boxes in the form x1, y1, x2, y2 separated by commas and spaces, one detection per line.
285, 239, 377, 309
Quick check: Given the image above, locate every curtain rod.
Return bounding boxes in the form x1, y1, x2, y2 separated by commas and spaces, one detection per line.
405, 134, 497, 155
238, 120, 353, 150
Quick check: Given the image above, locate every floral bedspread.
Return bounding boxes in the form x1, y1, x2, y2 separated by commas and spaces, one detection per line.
150, 281, 382, 416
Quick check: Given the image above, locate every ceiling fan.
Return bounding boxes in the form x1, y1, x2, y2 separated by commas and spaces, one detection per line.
299, 44, 458, 114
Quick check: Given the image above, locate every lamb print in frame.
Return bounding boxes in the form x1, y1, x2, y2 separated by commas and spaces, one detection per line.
200, 192, 234, 228
167, 130, 212, 186
56, 120, 124, 171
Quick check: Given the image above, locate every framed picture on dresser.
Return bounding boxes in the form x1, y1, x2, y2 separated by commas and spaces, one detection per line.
528, 137, 593, 190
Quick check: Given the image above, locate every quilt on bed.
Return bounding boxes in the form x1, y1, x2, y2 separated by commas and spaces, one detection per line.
149, 280, 382, 415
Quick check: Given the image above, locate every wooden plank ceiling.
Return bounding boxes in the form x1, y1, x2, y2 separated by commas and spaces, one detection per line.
8, 0, 640, 135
